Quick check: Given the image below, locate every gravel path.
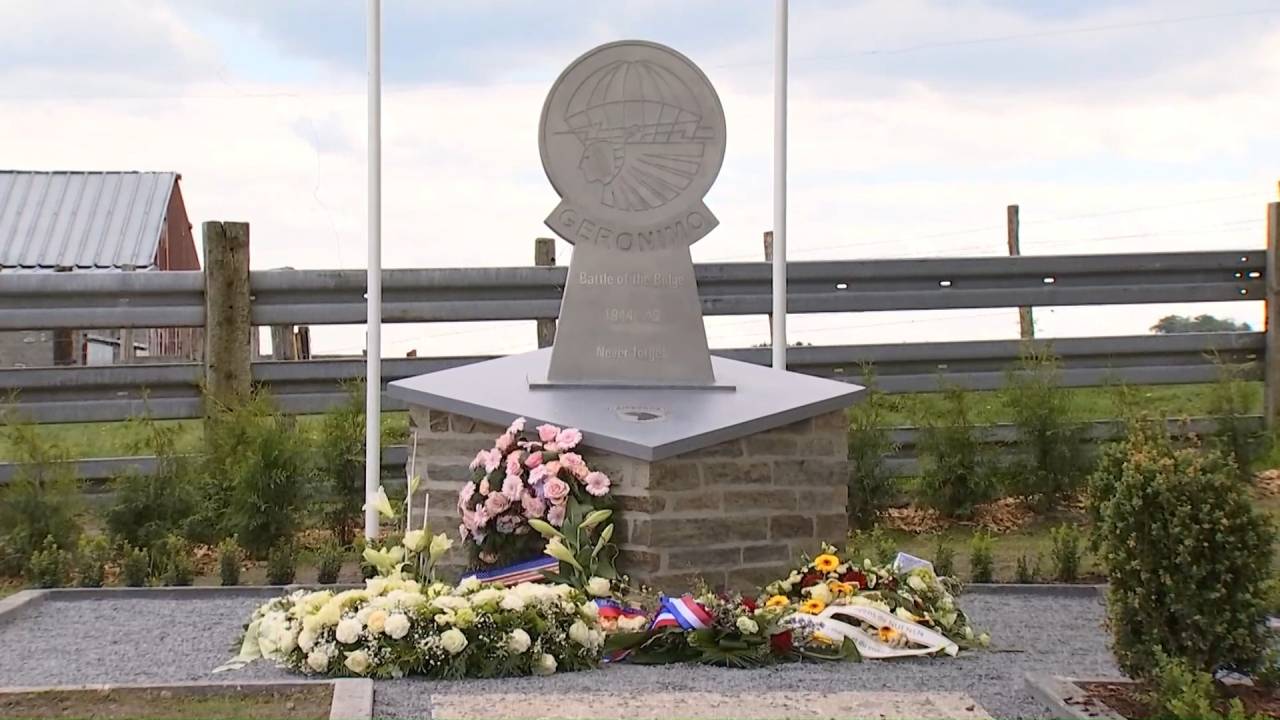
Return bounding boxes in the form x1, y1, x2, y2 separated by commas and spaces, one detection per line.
0, 591, 1118, 718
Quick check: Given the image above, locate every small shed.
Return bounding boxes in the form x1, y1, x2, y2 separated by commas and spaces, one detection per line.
0, 171, 199, 366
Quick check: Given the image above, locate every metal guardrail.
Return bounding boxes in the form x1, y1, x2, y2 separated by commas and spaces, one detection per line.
0, 250, 1262, 330
0, 333, 1260, 423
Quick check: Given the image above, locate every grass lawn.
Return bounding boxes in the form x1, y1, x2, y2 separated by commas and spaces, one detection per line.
0, 686, 332, 720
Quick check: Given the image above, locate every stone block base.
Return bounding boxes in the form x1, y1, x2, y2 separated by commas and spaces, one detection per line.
406, 407, 850, 592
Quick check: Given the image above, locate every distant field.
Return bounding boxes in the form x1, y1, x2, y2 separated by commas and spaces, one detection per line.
1, 382, 1256, 462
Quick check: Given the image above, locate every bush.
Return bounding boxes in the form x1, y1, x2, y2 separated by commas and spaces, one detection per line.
206, 394, 309, 558
315, 539, 345, 585
313, 383, 366, 546
931, 535, 956, 578
1097, 427, 1274, 676
106, 418, 199, 550
1207, 359, 1263, 480
154, 534, 195, 587
0, 420, 81, 574
217, 538, 242, 587
74, 535, 112, 588
914, 385, 995, 519
1149, 652, 1265, 720
1049, 523, 1084, 583
266, 541, 297, 586
1014, 553, 1042, 584
969, 531, 994, 583
25, 536, 71, 588
1002, 345, 1091, 509
846, 368, 900, 528
120, 545, 150, 587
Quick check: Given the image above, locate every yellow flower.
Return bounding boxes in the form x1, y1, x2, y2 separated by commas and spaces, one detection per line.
765, 595, 790, 608
878, 626, 901, 644
813, 554, 840, 573
811, 631, 835, 645
827, 580, 854, 597
800, 598, 827, 614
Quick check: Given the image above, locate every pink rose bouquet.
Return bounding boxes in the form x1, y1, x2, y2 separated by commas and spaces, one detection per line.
459, 417, 613, 569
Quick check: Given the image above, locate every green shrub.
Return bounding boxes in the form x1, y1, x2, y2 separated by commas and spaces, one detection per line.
1097, 427, 1274, 676
1207, 360, 1263, 480
206, 394, 309, 558
266, 541, 297, 586
120, 545, 150, 587
1001, 345, 1091, 509
0, 420, 81, 574
914, 385, 996, 519
1015, 553, 1041, 583
931, 535, 956, 578
74, 535, 112, 588
217, 538, 242, 587
155, 534, 195, 587
968, 531, 994, 583
845, 527, 896, 566
1149, 652, 1265, 720
106, 418, 199, 550
315, 539, 345, 585
1049, 523, 1084, 583
846, 368, 900, 528
313, 383, 366, 546
24, 536, 70, 588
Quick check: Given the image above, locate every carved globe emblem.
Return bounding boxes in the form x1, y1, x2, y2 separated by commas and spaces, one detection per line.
541, 41, 726, 227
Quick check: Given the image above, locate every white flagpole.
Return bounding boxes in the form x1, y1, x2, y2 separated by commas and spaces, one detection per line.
772, 0, 789, 370
364, 0, 383, 541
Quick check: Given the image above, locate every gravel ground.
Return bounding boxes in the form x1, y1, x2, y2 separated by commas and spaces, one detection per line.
0, 591, 1118, 719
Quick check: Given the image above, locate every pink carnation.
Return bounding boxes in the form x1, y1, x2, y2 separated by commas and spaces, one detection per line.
461, 508, 478, 532
521, 494, 546, 518
501, 474, 524, 501
528, 465, 549, 484
485, 492, 511, 515
483, 449, 502, 473
543, 442, 561, 453
570, 463, 590, 480
584, 471, 611, 497
496, 514, 523, 534
473, 505, 491, 527
543, 461, 562, 479
469, 450, 488, 471
496, 433, 515, 452
536, 424, 561, 443
525, 452, 543, 469
508, 417, 526, 435
506, 452, 524, 476
556, 428, 583, 450
547, 503, 566, 527
458, 481, 476, 509
559, 452, 584, 468
544, 477, 570, 505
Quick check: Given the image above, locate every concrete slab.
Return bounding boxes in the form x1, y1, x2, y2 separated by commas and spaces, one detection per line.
388, 348, 863, 461
428, 690, 991, 719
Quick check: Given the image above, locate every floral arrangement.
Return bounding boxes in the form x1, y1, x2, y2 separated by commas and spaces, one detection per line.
605, 591, 858, 667
224, 572, 605, 679
460, 418, 620, 594
762, 543, 988, 648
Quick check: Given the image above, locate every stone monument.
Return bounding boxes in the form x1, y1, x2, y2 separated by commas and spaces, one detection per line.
389, 40, 864, 591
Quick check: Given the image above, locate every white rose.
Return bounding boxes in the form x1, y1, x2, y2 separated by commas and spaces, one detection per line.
586, 576, 611, 597
297, 629, 317, 652
534, 653, 557, 676
579, 602, 599, 621
344, 650, 371, 675
735, 616, 759, 635
805, 583, 832, 604
432, 595, 468, 611
507, 628, 531, 654
469, 588, 502, 607
276, 627, 298, 653
366, 609, 388, 635
568, 620, 591, 647
552, 584, 576, 599
589, 629, 605, 648
907, 575, 929, 593
385, 613, 411, 640
440, 628, 469, 655
306, 650, 329, 673
500, 593, 526, 612
335, 618, 363, 645
457, 577, 481, 594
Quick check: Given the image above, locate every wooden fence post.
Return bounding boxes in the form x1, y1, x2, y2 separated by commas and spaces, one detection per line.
1007, 204, 1034, 340
1266, 202, 1280, 429
535, 237, 557, 348
203, 221, 252, 409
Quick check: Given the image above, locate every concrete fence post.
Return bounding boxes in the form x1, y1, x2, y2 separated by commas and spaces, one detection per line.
1266, 202, 1280, 428
535, 237, 557, 348
203, 221, 252, 409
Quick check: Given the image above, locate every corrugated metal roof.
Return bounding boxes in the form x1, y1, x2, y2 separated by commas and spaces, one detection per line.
0, 171, 177, 270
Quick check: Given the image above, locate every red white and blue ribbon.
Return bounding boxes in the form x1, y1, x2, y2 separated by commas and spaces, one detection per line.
593, 598, 645, 621
461, 556, 558, 587
657, 594, 713, 630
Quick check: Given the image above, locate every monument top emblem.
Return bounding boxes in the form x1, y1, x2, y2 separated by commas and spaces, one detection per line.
540, 41, 726, 251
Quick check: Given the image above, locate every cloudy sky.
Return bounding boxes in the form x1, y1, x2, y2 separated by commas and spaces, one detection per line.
2, 1, 1277, 357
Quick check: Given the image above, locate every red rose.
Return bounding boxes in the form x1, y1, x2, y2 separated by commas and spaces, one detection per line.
841, 570, 867, 589
769, 630, 794, 655
741, 597, 758, 612
800, 571, 823, 587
